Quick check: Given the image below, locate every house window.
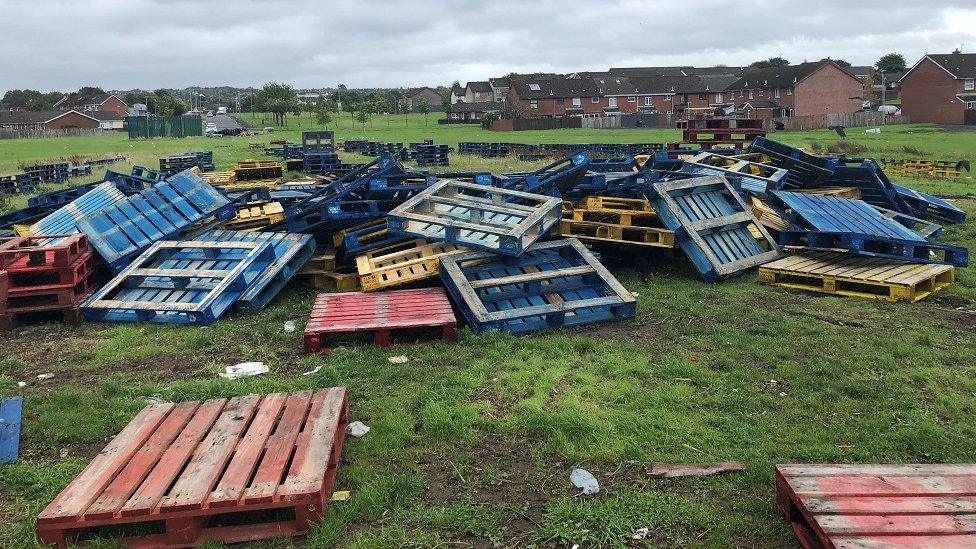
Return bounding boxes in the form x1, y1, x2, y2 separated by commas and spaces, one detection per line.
627, 96, 636, 103
787, 87, 793, 95
557, 98, 565, 104
968, 102, 976, 109
748, 90, 754, 99
572, 97, 581, 107
715, 93, 723, 103
966, 79, 975, 91
608, 97, 617, 108
529, 100, 538, 109
698, 93, 707, 100
664, 94, 673, 102
591, 97, 600, 103
774, 88, 780, 98
451, 113, 459, 119
644, 96, 653, 106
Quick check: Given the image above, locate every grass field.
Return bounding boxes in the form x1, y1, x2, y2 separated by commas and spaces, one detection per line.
0, 117, 975, 548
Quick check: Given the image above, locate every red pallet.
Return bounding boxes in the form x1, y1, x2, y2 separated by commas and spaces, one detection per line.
0, 265, 94, 314
0, 251, 94, 295
37, 388, 349, 548
0, 233, 89, 270
304, 288, 458, 353
0, 306, 81, 331
776, 464, 976, 548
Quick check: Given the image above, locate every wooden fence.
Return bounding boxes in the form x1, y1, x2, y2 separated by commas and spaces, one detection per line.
766, 112, 910, 131
0, 127, 112, 140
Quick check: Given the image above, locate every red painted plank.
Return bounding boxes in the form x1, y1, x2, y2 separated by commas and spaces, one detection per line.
279, 388, 347, 499
83, 402, 200, 520
818, 513, 976, 536
803, 496, 976, 515
120, 399, 226, 517
791, 475, 976, 497
242, 391, 313, 504
160, 395, 261, 512
37, 403, 175, 525
833, 534, 976, 548
208, 393, 287, 508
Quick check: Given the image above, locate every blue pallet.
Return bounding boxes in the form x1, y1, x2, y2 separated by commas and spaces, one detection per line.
821, 160, 903, 212
196, 229, 315, 312
339, 219, 408, 257
439, 238, 636, 334
0, 396, 22, 464
501, 152, 590, 194
76, 171, 235, 273
588, 157, 635, 172
778, 230, 968, 267
893, 183, 966, 223
646, 175, 782, 282
82, 240, 276, 325
29, 181, 130, 236
768, 191, 925, 242
749, 136, 838, 189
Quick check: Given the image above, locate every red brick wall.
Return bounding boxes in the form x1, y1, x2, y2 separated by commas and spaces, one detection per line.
794, 64, 863, 116
900, 57, 965, 125
98, 96, 129, 116
46, 112, 99, 129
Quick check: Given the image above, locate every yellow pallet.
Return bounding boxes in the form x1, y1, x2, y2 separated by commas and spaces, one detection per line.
234, 159, 280, 169
559, 219, 674, 248
218, 178, 282, 190
12, 224, 31, 236
356, 239, 468, 292
331, 219, 387, 248
302, 267, 360, 292
795, 187, 862, 199
298, 248, 338, 275
201, 171, 237, 186
758, 251, 954, 302
222, 202, 285, 231
748, 196, 792, 232
577, 196, 654, 214
570, 197, 656, 225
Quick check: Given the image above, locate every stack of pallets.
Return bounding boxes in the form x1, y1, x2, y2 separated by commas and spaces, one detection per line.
233, 159, 283, 182
0, 234, 95, 330
23, 162, 70, 186
0, 173, 33, 195
560, 196, 675, 250
159, 151, 214, 176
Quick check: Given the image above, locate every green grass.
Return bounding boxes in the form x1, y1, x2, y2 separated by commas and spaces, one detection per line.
0, 121, 975, 547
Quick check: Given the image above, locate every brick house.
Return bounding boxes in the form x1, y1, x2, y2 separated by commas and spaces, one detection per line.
464, 81, 495, 103
899, 52, 976, 125
405, 87, 444, 111
54, 92, 129, 116
0, 110, 100, 130
448, 101, 504, 122
507, 78, 602, 118
724, 61, 863, 118
631, 75, 736, 114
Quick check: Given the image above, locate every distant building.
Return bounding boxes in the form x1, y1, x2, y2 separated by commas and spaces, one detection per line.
129, 103, 148, 117
0, 110, 100, 130
900, 51, 976, 125
450, 84, 464, 104
448, 101, 504, 122
724, 60, 863, 118
54, 92, 129, 116
297, 93, 322, 106
463, 81, 494, 103
90, 110, 125, 130
405, 87, 443, 111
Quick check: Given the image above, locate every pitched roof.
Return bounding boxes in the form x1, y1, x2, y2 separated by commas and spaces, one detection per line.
592, 76, 638, 96
0, 110, 99, 124
725, 61, 856, 90
406, 87, 438, 97
510, 78, 601, 99
55, 92, 119, 109
89, 110, 125, 120
450, 101, 504, 113
489, 77, 511, 88
609, 66, 744, 77
466, 81, 493, 93
925, 53, 976, 79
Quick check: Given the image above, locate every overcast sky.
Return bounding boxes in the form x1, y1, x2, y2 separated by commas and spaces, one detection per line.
2, 0, 974, 93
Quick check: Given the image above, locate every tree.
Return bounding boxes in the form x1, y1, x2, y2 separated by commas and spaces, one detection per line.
314, 105, 333, 128
440, 92, 452, 114
0, 89, 63, 111
354, 109, 368, 131
749, 57, 790, 69
480, 111, 500, 129
155, 94, 189, 117
255, 82, 301, 126
416, 98, 430, 126
875, 53, 907, 74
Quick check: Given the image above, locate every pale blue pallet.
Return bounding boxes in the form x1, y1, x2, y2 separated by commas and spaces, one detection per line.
76, 172, 234, 273
29, 182, 128, 236
768, 191, 925, 242
0, 396, 22, 464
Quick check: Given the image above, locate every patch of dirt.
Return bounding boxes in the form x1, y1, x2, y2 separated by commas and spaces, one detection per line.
572, 318, 667, 349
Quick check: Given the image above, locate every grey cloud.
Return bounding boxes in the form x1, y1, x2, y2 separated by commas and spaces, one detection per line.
1, 0, 973, 92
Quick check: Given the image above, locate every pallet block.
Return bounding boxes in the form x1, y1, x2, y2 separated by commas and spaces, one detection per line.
222, 202, 285, 231
304, 288, 458, 353
439, 238, 636, 334
646, 175, 782, 282
559, 219, 675, 248
388, 179, 562, 256
759, 251, 954, 302
776, 464, 976, 549
303, 268, 361, 292
356, 239, 468, 292
36, 389, 348, 548
82, 241, 276, 325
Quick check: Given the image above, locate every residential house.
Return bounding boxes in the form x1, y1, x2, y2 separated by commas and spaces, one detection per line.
630, 75, 734, 114
90, 110, 125, 130
507, 78, 602, 118
463, 82, 495, 103
54, 92, 129, 116
448, 101, 504, 122
724, 60, 863, 118
0, 110, 100, 131
406, 87, 443, 111
297, 93, 322, 106
900, 51, 976, 125
488, 77, 511, 102
450, 83, 464, 104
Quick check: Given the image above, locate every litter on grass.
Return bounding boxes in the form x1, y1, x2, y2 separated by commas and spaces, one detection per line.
219, 361, 269, 379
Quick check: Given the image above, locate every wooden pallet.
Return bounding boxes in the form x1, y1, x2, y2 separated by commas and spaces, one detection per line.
356, 239, 468, 292
795, 187, 861, 199
303, 268, 361, 292
0, 252, 95, 308
568, 196, 657, 225
36, 389, 349, 548
222, 202, 285, 231
0, 233, 89, 270
0, 306, 82, 331
559, 219, 675, 248
759, 251, 954, 302
200, 171, 237, 186
297, 248, 338, 276
304, 288, 458, 353
647, 175, 782, 282
388, 179, 562, 256
439, 238, 637, 334
778, 230, 968, 267
28, 182, 129, 236
748, 196, 793, 232
680, 151, 788, 194
769, 191, 926, 243
776, 464, 976, 549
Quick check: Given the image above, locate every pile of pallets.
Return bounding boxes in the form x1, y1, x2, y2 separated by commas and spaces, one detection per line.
458, 141, 665, 158
159, 150, 214, 176
233, 159, 283, 182
23, 162, 70, 185
411, 143, 450, 166
0, 234, 94, 330
881, 158, 969, 179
